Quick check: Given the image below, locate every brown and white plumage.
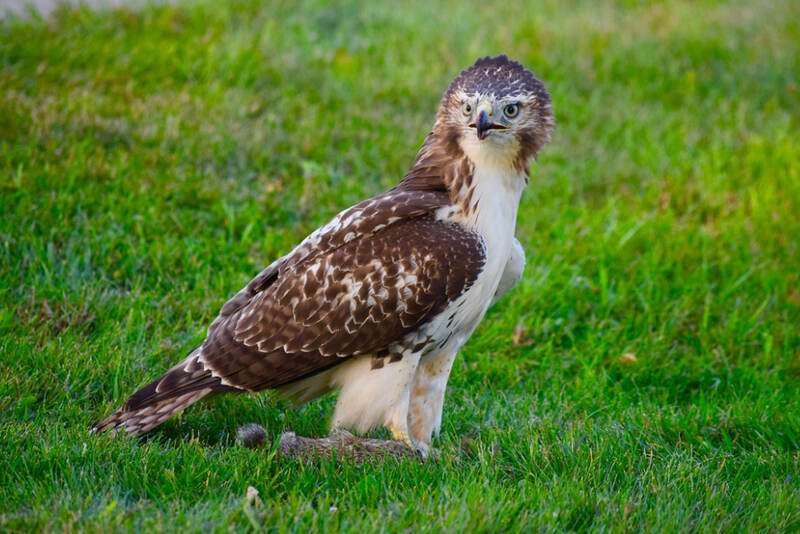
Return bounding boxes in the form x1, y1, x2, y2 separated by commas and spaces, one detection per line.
93, 55, 553, 455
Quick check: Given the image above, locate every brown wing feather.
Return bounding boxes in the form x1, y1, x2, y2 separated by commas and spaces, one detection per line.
203, 189, 449, 332
199, 201, 485, 391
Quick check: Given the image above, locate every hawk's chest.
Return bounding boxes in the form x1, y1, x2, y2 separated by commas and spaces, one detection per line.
433, 165, 525, 340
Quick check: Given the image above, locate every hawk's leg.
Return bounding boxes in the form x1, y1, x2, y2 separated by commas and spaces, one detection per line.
329, 351, 424, 454
491, 237, 525, 306
406, 239, 524, 454
408, 348, 458, 456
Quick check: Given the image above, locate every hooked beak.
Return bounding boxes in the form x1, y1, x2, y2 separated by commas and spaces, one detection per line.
476, 110, 492, 140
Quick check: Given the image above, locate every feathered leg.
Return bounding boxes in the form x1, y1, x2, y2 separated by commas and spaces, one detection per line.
329, 352, 424, 451
408, 348, 458, 455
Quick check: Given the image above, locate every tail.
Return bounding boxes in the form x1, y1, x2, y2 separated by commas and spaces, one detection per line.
92, 348, 238, 436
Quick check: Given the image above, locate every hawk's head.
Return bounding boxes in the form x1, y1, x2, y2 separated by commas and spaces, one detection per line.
436, 55, 554, 172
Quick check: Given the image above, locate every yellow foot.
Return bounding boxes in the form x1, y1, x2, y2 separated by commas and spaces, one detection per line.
388, 425, 432, 459
388, 425, 414, 448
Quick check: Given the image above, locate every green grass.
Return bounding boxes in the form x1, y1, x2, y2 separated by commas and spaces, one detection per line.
2, 0, 799, 530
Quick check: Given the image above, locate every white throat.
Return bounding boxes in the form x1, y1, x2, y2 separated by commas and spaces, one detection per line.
462, 162, 524, 237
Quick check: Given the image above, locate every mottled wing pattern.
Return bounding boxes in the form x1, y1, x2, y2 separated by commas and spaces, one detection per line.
207, 190, 449, 331
199, 192, 485, 391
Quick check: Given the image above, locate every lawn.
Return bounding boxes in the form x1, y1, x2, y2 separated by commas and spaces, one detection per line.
1, 0, 799, 530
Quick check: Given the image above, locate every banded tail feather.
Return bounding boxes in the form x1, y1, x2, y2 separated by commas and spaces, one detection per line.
91, 349, 238, 435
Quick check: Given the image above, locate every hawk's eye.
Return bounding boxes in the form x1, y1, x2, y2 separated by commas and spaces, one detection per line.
503, 103, 520, 118
462, 102, 472, 116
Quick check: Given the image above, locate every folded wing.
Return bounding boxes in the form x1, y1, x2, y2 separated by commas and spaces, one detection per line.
200, 190, 485, 390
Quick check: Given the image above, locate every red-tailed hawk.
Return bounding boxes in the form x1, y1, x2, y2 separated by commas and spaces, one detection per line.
93, 55, 554, 457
